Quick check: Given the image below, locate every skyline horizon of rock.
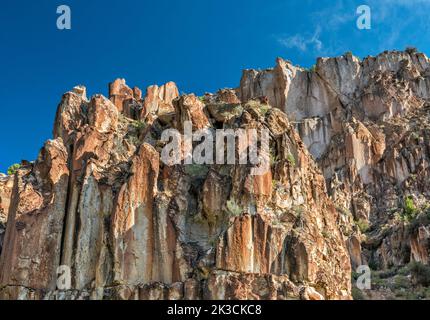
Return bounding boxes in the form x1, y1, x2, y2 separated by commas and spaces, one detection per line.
1, 48, 430, 300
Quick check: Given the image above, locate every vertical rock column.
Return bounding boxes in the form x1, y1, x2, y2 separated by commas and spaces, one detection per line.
111, 143, 160, 285
0, 139, 69, 298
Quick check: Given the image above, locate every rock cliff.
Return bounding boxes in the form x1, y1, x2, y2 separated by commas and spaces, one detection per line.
239, 49, 430, 299
1, 49, 430, 300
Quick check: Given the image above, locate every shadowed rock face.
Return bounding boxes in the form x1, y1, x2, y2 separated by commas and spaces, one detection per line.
1, 49, 430, 300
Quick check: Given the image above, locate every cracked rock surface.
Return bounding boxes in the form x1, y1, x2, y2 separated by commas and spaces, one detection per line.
1, 49, 430, 300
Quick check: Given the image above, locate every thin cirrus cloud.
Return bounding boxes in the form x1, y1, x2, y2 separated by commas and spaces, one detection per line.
276, 0, 430, 56
275, 1, 354, 55
277, 26, 323, 53
371, 0, 430, 51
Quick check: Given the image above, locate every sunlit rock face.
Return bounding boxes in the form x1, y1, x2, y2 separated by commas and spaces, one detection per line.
0, 174, 13, 224
2, 49, 430, 300
0, 71, 351, 300
0, 174, 14, 257
239, 50, 430, 299
0, 139, 69, 294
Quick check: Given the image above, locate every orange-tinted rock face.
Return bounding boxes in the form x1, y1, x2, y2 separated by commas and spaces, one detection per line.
133, 87, 142, 100
216, 214, 285, 274
216, 89, 241, 104
0, 139, 69, 294
0, 175, 13, 257
88, 95, 119, 133
53, 87, 89, 147
112, 143, 160, 285
141, 82, 179, 122
109, 79, 135, 113
410, 226, 430, 265
0, 175, 13, 223
174, 94, 210, 131
241, 51, 430, 295
8, 50, 430, 300
0, 74, 352, 300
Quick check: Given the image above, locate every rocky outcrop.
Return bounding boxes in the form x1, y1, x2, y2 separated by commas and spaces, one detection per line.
174, 94, 210, 131
112, 143, 163, 285
2, 49, 430, 300
109, 79, 141, 114
239, 49, 430, 299
0, 173, 18, 257
0, 174, 13, 224
0, 139, 69, 293
0, 71, 351, 299
142, 82, 179, 124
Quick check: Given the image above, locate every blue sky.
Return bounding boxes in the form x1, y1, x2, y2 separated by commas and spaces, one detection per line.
1, 0, 429, 172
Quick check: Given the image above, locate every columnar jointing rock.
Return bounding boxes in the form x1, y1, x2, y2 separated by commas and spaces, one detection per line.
0, 79, 351, 300
0, 174, 14, 259
0, 139, 69, 298
239, 50, 430, 299
2, 49, 430, 300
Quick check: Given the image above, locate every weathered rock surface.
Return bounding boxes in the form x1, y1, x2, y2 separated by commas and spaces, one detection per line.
0, 139, 69, 292
142, 81, 179, 123
0, 174, 13, 224
0, 75, 351, 300
2, 49, 430, 300
0, 173, 14, 257
239, 49, 430, 299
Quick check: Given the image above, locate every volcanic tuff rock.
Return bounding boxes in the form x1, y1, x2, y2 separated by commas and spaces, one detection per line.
0, 174, 13, 256
1, 49, 430, 300
0, 175, 13, 223
239, 49, 430, 299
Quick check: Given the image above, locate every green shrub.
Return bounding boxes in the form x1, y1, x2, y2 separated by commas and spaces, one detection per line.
126, 134, 141, 146
292, 206, 304, 218
131, 120, 147, 130
410, 132, 420, 141
355, 218, 370, 233
393, 289, 419, 300
259, 104, 270, 116
336, 206, 352, 217
368, 259, 379, 272
392, 275, 411, 290
403, 196, 418, 221
409, 261, 430, 286
286, 153, 296, 167
184, 164, 209, 178
351, 271, 360, 281
377, 267, 398, 279
351, 287, 365, 300
397, 265, 411, 276
7, 163, 21, 176
245, 100, 270, 117
226, 199, 243, 217
416, 286, 430, 299
371, 275, 387, 288
408, 209, 430, 233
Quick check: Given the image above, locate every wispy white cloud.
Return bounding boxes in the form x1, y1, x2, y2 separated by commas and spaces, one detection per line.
277, 26, 323, 53
369, 0, 430, 51
276, 0, 430, 57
